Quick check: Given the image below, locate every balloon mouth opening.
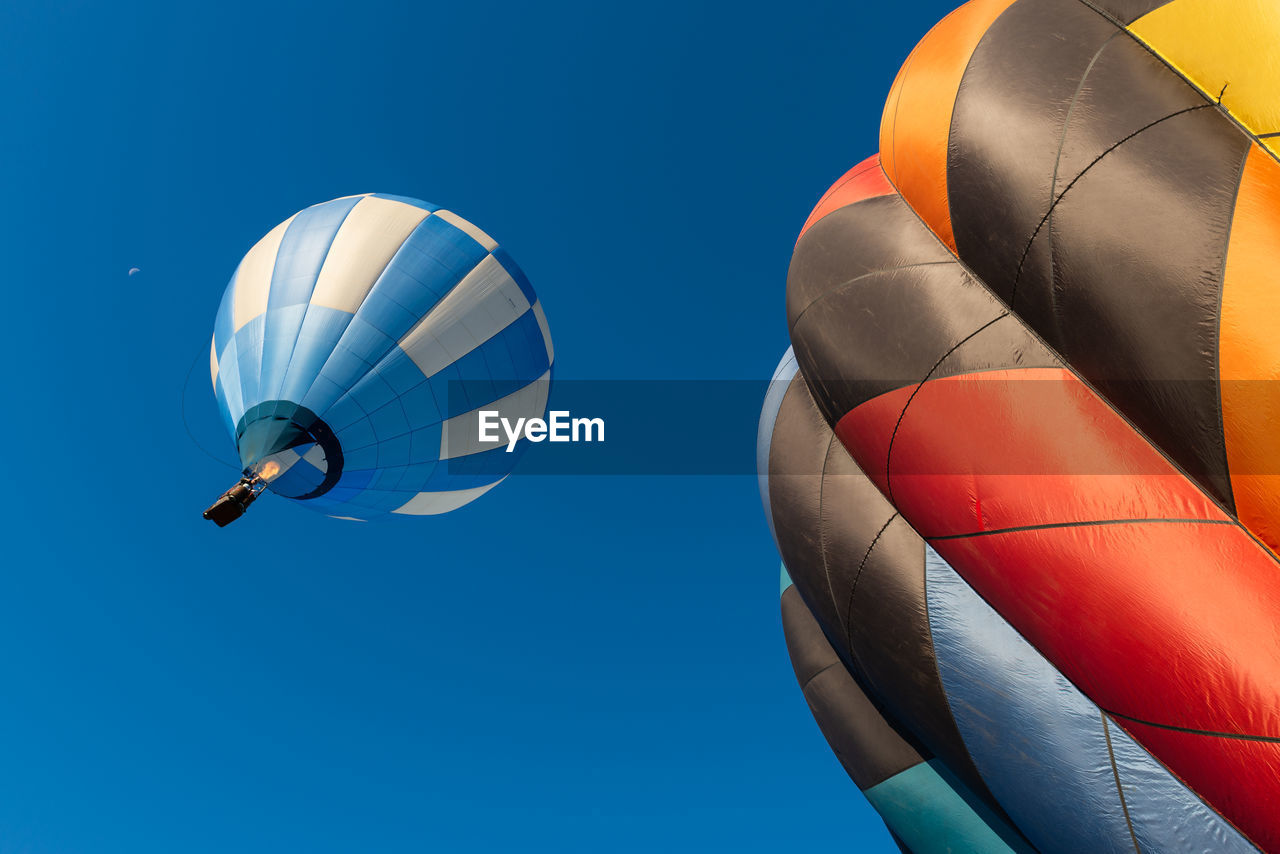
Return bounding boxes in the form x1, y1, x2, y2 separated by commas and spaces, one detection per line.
234, 401, 344, 500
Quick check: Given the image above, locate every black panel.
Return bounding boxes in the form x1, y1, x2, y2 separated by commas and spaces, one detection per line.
947, 0, 1249, 508
948, 0, 1130, 308
1050, 111, 1247, 504
787, 194, 1059, 427
781, 586, 924, 791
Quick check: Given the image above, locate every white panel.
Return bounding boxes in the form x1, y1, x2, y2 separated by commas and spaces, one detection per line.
390, 479, 505, 515
308, 197, 430, 314
258, 447, 301, 478
302, 444, 328, 467
434, 209, 498, 251
439, 370, 551, 459
209, 336, 219, 386
531, 300, 554, 364
328, 515, 367, 522
232, 214, 295, 331
397, 254, 532, 378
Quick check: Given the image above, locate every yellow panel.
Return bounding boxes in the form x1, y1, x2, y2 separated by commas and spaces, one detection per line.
1130, 0, 1280, 156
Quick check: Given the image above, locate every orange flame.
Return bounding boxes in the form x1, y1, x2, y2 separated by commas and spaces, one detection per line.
259, 460, 282, 481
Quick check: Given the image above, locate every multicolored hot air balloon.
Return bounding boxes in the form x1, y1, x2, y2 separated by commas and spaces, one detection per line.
760, 0, 1280, 851
206, 194, 553, 525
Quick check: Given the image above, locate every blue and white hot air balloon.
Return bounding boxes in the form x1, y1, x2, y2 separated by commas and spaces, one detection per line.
204, 194, 553, 525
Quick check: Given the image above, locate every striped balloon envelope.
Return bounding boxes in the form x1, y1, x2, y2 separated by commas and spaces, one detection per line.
209, 194, 553, 521
761, 0, 1280, 851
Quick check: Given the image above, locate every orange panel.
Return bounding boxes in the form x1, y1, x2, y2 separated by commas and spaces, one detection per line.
1220, 144, 1280, 557
878, 0, 1014, 252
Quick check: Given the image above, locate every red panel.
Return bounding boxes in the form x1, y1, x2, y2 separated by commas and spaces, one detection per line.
835, 367, 1280, 848
835, 368, 1227, 536
797, 154, 895, 243
933, 523, 1280, 736
1115, 719, 1280, 852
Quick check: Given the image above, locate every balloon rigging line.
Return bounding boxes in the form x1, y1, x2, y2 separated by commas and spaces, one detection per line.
181, 347, 243, 471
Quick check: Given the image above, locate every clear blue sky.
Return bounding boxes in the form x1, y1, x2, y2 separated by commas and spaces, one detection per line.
1, 1, 957, 851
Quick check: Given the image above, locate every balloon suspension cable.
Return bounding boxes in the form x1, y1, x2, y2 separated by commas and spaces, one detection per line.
202, 473, 268, 528
181, 347, 242, 472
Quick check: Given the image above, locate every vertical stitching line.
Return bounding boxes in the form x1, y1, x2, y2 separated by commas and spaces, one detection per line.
1102, 712, 1143, 854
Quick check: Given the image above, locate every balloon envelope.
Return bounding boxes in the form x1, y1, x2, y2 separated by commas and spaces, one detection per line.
210, 194, 553, 520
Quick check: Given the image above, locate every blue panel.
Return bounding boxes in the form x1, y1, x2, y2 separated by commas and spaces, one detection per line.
492, 247, 536, 305
501, 311, 547, 379
499, 310, 552, 379
340, 444, 380, 472
757, 348, 798, 544
371, 466, 407, 491
370, 193, 436, 211
231, 315, 266, 414
444, 344, 540, 417
360, 489, 419, 513
367, 400, 410, 441
864, 761, 1034, 854
356, 290, 420, 341
213, 374, 235, 438
428, 363, 469, 420
779, 564, 793, 597
336, 316, 398, 368
395, 461, 439, 492
408, 426, 442, 465
375, 349, 428, 396
256, 303, 307, 401
360, 215, 488, 327
1109, 722, 1256, 853
336, 469, 376, 491
268, 461, 325, 497
425, 445, 514, 491
334, 417, 377, 454
477, 326, 518, 382
449, 346, 498, 408
374, 432, 412, 467
305, 343, 374, 409
278, 306, 354, 404
922, 547, 1251, 854
397, 382, 442, 429
346, 370, 399, 417
316, 486, 362, 507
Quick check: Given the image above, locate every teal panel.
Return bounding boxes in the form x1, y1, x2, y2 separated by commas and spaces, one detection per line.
864, 760, 1035, 854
